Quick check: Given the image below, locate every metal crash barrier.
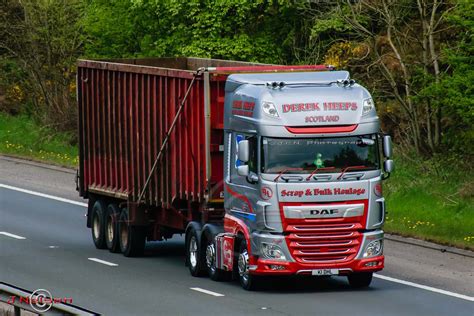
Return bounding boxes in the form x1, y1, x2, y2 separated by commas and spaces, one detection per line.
0, 282, 97, 315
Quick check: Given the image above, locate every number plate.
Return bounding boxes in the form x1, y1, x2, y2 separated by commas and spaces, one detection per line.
311, 269, 338, 276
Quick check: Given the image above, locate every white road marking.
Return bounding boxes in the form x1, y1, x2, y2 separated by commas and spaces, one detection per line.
88, 258, 118, 267
0, 232, 26, 240
374, 274, 474, 302
0, 184, 87, 207
190, 287, 225, 297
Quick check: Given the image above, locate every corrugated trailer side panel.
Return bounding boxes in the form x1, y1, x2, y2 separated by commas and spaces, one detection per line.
78, 62, 208, 207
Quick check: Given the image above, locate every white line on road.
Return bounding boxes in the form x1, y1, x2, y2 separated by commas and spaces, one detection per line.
0, 231, 26, 240
88, 258, 118, 267
374, 274, 474, 302
0, 183, 87, 207
190, 287, 225, 297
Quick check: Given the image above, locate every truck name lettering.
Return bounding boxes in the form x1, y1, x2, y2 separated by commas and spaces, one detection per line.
283, 103, 320, 113
305, 115, 339, 123
232, 100, 255, 117
281, 188, 366, 197
282, 102, 357, 113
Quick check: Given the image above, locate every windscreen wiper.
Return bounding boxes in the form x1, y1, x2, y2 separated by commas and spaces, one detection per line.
273, 168, 305, 181
305, 167, 336, 181
337, 165, 368, 180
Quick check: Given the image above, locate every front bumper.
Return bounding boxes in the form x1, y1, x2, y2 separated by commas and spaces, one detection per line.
249, 255, 384, 276
249, 229, 385, 276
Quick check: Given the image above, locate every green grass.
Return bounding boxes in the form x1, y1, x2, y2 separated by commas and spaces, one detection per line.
0, 113, 78, 168
385, 152, 474, 250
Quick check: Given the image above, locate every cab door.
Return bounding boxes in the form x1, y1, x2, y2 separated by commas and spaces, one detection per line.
224, 132, 259, 225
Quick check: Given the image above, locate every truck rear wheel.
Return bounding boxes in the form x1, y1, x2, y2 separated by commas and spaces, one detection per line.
186, 227, 205, 277
105, 203, 121, 253
91, 200, 107, 249
347, 272, 373, 288
237, 240, 259, 291
118, 208, 146, 257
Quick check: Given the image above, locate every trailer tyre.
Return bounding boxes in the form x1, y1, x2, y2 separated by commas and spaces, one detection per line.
118, 208, 146, 257
186, 227, 205, 277
204, 232, 230, 281
91, 200, 107, 249
238, 240, 259, 291
348, 272, 373, 288
105, 203, 121, 253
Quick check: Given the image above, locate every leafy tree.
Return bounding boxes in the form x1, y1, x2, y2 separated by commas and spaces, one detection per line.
0, 0, 84, 130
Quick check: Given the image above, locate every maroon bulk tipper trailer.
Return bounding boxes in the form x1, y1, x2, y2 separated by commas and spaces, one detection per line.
77, 57, 330, 252
77, 57, 392, 290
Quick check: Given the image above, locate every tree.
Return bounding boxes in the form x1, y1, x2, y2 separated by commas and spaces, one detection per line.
0, 0, 84, 130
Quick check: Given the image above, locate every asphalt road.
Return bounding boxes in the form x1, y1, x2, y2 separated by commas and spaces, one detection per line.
1, 156, 473, 315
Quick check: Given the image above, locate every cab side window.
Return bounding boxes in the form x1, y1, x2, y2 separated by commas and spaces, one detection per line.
247, 135, 257, 174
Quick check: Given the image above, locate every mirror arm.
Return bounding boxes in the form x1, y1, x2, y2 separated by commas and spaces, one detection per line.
382, 172, 391, 180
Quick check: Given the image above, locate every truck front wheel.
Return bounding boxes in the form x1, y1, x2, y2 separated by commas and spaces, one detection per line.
237, 240, 259, 291
91, 200, 107, 249
118, 208, 146, 257
347, 272, 373, 288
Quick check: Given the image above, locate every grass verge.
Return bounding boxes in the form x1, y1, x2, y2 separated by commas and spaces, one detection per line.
0, 113, 78, 168
385, 152, 474, 250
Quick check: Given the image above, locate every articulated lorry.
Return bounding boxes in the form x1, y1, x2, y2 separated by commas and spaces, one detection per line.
77, 57, 393, 290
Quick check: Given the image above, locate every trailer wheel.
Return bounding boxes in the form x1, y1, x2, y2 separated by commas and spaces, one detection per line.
105, 203, 121, 253
91, 200, 107, 249
237, 240, 259, 291
118, 208, 146, 257
186, 227, 205, 277
204, 232, 230, 281
347, 272, 373, 288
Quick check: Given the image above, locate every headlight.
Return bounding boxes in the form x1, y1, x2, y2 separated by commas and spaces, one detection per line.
262, 101, 279, 118
363, 240, 383, 258
362, 98, 375, 115
261, 242, 286, 260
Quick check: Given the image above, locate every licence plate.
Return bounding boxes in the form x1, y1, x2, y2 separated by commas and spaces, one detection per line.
311, 269, 338, 276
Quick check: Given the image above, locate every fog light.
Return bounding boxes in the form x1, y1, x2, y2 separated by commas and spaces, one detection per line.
269, 265, 286, 270
363, 240, 383, 258
261, 242, 286, 260
365, 261, 378, 267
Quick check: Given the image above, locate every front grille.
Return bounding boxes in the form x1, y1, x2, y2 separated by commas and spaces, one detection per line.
286, 221, 362, 264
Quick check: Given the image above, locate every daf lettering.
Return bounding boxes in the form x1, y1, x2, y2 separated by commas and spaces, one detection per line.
310, 209, 338, 215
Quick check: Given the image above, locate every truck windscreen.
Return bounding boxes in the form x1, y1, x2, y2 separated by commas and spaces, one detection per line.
261, 135, 379, 174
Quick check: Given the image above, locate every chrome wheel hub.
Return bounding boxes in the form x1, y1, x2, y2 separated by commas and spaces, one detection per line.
206, 243, 216, 272
238, 248, 249, 283
120, 223, 128, 249
106, 215, 114, 242
189, 236, 198, 268
93, 214, 100, 239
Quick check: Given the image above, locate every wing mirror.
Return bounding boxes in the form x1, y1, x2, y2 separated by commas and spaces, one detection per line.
237, 165, 249, 177
382, 159, 395, 180
383, 135, 392, 158
384, 159, 394, 173
238, 140, 249, 162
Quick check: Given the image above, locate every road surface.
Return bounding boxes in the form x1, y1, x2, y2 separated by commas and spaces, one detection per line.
1, 156, 473, 315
